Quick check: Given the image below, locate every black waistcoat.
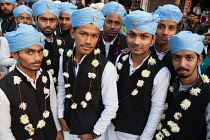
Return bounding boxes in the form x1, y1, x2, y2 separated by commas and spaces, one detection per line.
114, 53, 165, 135
157, 76, 210, 140
95, 33, 127, 64
150, 45, 177, 83
62, 50, 108, 135
41, 34, 65, 87
1, 16, 16, 33
0, 68, 57, 140
55, 27, 74, 50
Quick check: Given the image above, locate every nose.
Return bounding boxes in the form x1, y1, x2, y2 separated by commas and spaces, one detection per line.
34, 52, 42, 61
23, 18, 27, 23
133, 36, 141, 46
179, 58, 187, 67
84, 36, 91, 45
110, 22, 115, 29
62, 19, 66, 24
162, 28, 169, 36
46, 20, 51, 26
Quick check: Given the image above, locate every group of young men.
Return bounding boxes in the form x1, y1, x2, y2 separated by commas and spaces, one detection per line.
0, 0, 210, 140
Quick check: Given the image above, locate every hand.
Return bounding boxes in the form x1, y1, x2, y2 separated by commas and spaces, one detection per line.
136, 138, 140, 140
56, 130, 64, 140
0, 72, 6, 79
58, 118, 70, 131
78, 134, 93, 140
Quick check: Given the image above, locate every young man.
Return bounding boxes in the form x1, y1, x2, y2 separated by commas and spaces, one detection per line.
32, 0, 65, 87
155, 31, 210, 140
96, 1, 127, 64
106, 10, 171, 140
56, 2, 77, 49
151, 4, 182, 83
0, 0, 16, 34
57, 8, 118, 140
201, 33, 210, 58
183, 13, 200, 33
0, 24, 63, 140
0, 5, 32, 74
13, 5, 33, 25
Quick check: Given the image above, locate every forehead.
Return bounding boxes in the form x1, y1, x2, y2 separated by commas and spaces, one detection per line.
158, 19, 177, 26
18, 13, 31, 18
127, 28, 150, 35
205, 36, 210, 39
39, 12, 56, 18
173, 49, 197, 56
76, 23, 100, 34
59, 12, 70, 18
1, 1, 12, 4
105, 13, 121, 21
21, 44, 43, 51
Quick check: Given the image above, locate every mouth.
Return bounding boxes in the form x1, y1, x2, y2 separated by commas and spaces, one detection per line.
161, 37, 168, 41
44, 28, 53, 32
31, 62, 41, 67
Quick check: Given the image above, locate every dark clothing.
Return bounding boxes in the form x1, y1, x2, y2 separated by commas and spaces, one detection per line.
63, 50, 108, 135
183, 22, 200, 33
1, 16, 16, 34
55, 27, 74, 50
150, 45, 177, 83
41, 34, 65, 87
0, 68, 57, 140
201, 45, 210, 58
113, 52, 165, 135
155, 76, 210, 140
198, 22, 210, 35
95, 33, 127, 64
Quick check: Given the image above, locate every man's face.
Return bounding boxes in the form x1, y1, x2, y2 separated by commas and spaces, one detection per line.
37, 12, 58, 36
203, 36, 210, 46
103, 13, 122, 38
126, 29, 156, 56
180, 12, 187, 24
70, 23, 100, 56
172, 50, 202, 79
188, 14, 195, 22
155, 20, 177, 46
11, 44, 43, 74
15, 13, 32, 25
58, 12, 71, 31
0, 1, 16, 16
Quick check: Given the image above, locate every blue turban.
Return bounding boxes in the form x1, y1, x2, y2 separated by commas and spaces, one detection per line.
124, 11, 160, 35
102, 1, 126, 20
155, 4, 182, 23
59, 2, 77, 15
168, 31, 204, 55
0, 0, 16, 5
13, 5, 32, 18
70, 7, 104, 30
5, 24, 46, 52
32, 0, 60, 18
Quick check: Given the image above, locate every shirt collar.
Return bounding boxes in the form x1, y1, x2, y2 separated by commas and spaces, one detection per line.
102, 34, 118, 45
154, 45, 170, 55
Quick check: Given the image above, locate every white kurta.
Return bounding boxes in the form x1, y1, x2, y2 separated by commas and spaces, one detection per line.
0, 66, 61, 140
108, 53, 171, 140
57, 54, 119, 140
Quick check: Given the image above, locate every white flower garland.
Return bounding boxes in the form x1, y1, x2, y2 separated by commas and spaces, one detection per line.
155, 75, 210, 139
42, 38, 64, 84
117, 55, 156, 98
64, 49, 100, 109
12, 70, 50, 138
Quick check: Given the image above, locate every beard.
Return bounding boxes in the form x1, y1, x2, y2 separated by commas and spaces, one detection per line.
39, 27, 54, 36
3, 10, 13, 17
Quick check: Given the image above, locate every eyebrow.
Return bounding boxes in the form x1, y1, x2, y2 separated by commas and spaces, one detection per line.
129, 30, 150, 35
79, 30, 100, 35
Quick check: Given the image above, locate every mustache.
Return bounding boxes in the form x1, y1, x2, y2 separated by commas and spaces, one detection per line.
31, 61, 42, 65
176, 67, 190, 72
43, 27, 53, 30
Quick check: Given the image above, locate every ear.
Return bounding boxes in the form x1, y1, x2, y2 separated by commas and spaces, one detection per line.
151, 35, 156, 45
70, 28, 75, 39
10, 52, 19, 60
197, 55, 203, 66
35, 17, 38, 24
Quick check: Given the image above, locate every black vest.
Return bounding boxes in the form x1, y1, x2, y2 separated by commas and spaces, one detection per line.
156, 76, 210, 140
41, 34, 65, 87
0, 68, 57, 140
1, 16, 16, 34
55, 27, 74, 50
150, 45, 177, 83
114, 53, 165, 135
62, 50, 108, 135
95, 33, 127, 64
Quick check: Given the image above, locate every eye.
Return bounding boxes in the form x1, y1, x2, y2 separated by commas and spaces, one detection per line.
157, 25, 163, 29
26, 51, 33, 55
50, 18, 56, 23
169, 26, 176, 30
92, 35, 98, 38
115, 22, 121, 26
40, 18, 46, 22
106, 20, 112, 24
80, 33, 85, 36
173, 56, 180, 61
128, 33, 135, 37
141, 35, 148, 39
38, 50, 43, 54
187, 56, 193, 60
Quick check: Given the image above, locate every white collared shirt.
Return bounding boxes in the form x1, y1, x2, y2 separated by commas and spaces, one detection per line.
114, 53, 171, 140
0, 66, 61, 140
102, 35, 118, 57
154, 46, 170, 61
57, 53, 118, 135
